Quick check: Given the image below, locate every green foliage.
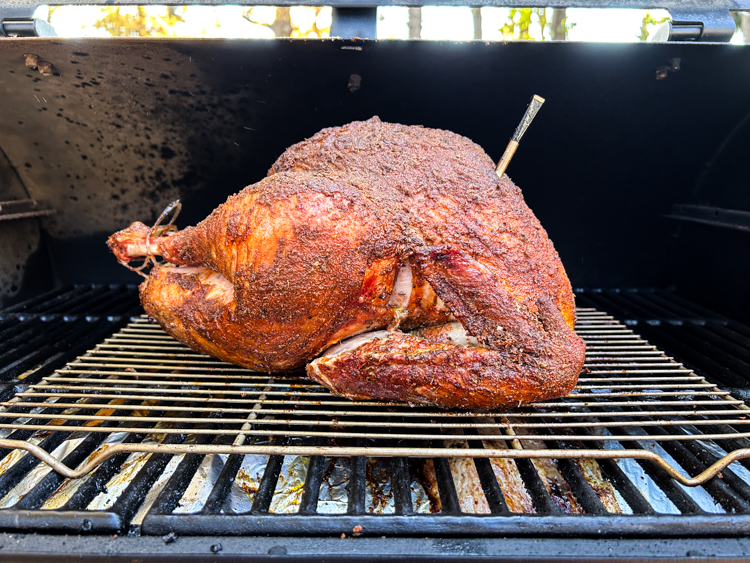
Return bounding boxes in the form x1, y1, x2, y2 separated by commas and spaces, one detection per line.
93, 6, 184, 37
500, 8, 574, 41
638, 12, 670, 41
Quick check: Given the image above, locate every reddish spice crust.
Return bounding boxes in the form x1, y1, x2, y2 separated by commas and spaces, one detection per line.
142, 172, 411, 372
269, 117, 577, 329
116, 116, 584, 408
309, 296, 584, 409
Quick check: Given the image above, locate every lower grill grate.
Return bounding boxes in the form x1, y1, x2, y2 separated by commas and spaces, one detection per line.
0, 284, 141, 402
1, 292, 750, 537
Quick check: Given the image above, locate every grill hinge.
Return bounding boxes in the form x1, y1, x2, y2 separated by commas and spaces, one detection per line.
2, 18, 55, 37
651, 9, 736, 42
0, 2, 56, 37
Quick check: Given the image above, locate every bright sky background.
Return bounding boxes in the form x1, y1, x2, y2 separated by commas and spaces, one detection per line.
32, 4, 747, 42
377, 6, 673, 41
35, 4, 332, 38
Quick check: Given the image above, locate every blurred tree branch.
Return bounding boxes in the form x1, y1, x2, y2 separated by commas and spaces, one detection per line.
94, 6, 184, 37
408, 7, 421, 39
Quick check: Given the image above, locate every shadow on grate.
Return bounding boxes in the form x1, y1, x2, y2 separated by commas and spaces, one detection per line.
0, 284, 141, 403
0, 295, 750, 535
576, 289, 750, 397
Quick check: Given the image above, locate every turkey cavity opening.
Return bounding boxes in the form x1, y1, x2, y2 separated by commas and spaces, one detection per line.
319, 261, 485, 360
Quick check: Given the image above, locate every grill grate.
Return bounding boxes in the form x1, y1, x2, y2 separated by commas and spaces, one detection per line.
2, 294, 750, 536
2, 310, 750, 478
0, 284, 141, 404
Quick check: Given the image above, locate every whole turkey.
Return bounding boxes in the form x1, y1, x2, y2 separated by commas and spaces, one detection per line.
108, 117, 585, 409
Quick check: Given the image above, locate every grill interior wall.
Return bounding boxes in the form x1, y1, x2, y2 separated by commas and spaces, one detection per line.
2, 40, 750, 320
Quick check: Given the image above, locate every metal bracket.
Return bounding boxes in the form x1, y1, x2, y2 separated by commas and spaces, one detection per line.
2, 18, 55, 37
651, 9, 736, 42
330, 7, 377, 39
0, 199, 55, 221
665, 204, 750, 232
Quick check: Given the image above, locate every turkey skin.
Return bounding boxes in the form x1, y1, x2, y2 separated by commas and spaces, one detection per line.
108, 117, 585, 409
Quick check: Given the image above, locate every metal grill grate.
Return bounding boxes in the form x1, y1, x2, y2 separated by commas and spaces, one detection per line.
1, 309, 749, 479
0, 284, 141, 402
2, 300, 750, 536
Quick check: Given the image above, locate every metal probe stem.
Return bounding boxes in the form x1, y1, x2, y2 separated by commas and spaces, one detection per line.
495, 94, 545, 178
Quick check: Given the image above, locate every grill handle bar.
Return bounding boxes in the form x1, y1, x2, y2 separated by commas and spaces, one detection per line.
1, 437, 748, 486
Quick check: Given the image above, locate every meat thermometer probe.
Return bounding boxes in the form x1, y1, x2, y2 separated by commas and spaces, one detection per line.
495, 94, 545, 178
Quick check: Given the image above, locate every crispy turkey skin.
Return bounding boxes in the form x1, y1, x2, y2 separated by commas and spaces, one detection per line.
108, 117, 585, 408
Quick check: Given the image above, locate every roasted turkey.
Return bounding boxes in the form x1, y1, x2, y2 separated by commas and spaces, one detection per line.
108, 117, 585, 409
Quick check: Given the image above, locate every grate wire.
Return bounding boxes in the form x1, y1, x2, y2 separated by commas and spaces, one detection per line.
0, 308, 749, 489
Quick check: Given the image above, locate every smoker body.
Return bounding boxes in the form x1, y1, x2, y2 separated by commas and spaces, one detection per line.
2, 19, 750, 562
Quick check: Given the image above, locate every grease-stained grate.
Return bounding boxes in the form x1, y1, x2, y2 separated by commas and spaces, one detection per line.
2, 303, 750, 536
0, 308, 749, 488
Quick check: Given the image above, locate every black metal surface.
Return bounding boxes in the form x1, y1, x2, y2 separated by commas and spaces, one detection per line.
330, 7, 377, 39
389, 456, 414, 516
4, 534, 750, 562
469, 457, 507, 515
656, 9, 737, 42
139, 513, 750, 538
0, 284, 139, 315
202, 453, 245, 514
576, 289, 750, 393
298, 454, 325, 515
0, 284, 140, 401
347, 455, 366, 515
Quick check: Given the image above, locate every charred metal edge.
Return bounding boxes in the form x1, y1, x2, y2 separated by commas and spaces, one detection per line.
0, 511, 120, 533
140, 513, 750, 538
389, 457, 415, 516
2, 534, 750, 562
